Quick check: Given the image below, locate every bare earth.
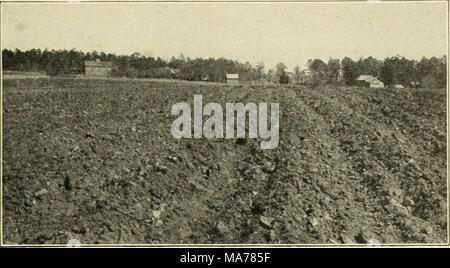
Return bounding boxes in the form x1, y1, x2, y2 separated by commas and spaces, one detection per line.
2, 78, 447, 244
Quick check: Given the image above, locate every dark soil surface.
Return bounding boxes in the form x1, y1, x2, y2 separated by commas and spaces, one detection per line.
2, 78, 447, 244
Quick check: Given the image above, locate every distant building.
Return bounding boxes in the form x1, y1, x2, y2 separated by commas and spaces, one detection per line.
355, 75, 384, 88
299, 69, 313, 84
302, 69, 312, 77
84, 59, 112, 77
394, 84, 404, 89
201, 74, 209, 81
226, 73, 239, 85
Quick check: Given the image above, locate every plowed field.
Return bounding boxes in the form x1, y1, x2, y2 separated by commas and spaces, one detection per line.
2, 78, 447, 244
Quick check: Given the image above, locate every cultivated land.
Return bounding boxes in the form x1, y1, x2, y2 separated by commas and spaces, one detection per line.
2, 78, 447, 244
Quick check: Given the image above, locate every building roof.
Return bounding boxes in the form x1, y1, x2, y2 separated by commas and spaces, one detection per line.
356, 75, 375, 81
356, 74, 383, 84
370, 79, 384, 84
84, 61, 112, 68
226, 73, 239, 79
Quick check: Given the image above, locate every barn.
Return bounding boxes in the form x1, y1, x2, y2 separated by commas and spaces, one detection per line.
84, 59, 112, 77
355, 75, 384, 88
226, 73, 239, 85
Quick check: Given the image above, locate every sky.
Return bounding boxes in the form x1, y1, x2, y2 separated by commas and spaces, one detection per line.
2, 1, 448, 71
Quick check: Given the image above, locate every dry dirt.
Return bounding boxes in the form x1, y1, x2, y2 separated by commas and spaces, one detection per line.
2, 78, 447, 244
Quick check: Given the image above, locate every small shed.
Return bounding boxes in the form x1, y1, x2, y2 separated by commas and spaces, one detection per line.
226, 73, 239, 85
356, 75, 384, 88
84, 59, 112, 77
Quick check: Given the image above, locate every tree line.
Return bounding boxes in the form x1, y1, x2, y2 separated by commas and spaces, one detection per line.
2, 48, 447, 87
1, 49, 265, 83
301, 56, 446, 88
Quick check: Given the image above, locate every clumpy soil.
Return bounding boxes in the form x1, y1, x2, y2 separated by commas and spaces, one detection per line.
2, 78, 447, 244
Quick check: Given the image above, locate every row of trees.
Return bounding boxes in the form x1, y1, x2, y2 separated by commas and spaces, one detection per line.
173, 56, 265, 82
302, 56, 446, 88
1, 49, 266, 82
2, 48, 447, 87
